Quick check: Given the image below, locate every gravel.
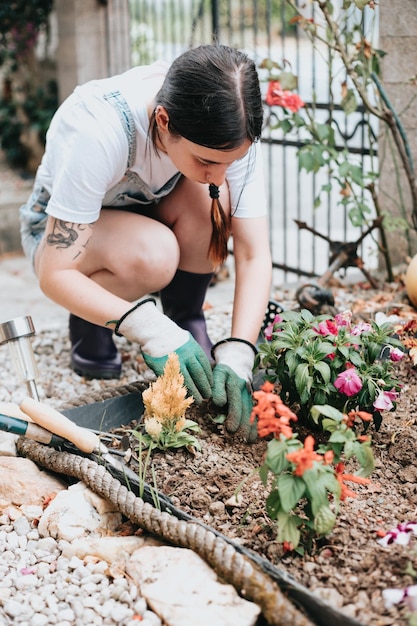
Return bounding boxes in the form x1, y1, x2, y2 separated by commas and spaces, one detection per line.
0, 509, 161, 626
0, 291, 237, 626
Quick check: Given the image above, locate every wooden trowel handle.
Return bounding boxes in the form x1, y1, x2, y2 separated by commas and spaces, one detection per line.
20, 397, 100, 454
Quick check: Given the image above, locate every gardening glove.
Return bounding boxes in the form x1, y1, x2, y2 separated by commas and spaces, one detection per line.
115, 298, 213, 403
211, 338, 258, 442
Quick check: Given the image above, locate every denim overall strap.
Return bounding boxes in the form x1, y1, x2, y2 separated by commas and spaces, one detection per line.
103, 90, 136, 168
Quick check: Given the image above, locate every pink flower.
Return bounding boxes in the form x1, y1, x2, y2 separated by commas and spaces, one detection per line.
334, 369, 362, 396
314, 320, 338, 336
351, 322, 372, 336
373, 390, 398, 411
265, 81, 305, 112
383, 585, 417, 612
264, 314, 282, 341
389, 347, 405, 362
334, 311, 352, 329
377, 521, 417, 547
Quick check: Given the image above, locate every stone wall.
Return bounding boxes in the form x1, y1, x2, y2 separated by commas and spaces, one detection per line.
55, 0, 130, 103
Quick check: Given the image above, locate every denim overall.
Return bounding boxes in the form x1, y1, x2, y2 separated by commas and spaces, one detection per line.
20, 90, 181, 266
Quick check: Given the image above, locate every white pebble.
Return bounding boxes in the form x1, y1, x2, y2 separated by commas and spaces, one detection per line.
110, 604, 133, 622
30, 595, 46, 612
13, 516, 31, 536
58, 608, 75, 622
37, 537, 58, 552
4, 598, 25, 617
15, 574, 39, 588
30, 615, 49, 626
20, 505, 43, 521
142, 610, 162, 626
133, 597, 147, 615
6, 531, 19, 549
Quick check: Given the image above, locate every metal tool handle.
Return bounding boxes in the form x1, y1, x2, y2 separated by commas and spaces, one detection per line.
20, 397, 100, 454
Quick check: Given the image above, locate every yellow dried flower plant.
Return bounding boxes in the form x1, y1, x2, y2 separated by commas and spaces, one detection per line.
134, 353, 201, 452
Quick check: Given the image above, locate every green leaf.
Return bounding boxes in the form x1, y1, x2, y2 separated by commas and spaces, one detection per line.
314, 505, 337, 535
266, 489, 281, 519
295, 362, 313, 403
276, 511, 301, 548
341, 88, 357, 115
285, 350, 300, 376
259, 462, 269, 486
278, 474, 306, 512
338, 344, 350, 359
313, 360, 331, 383
350, 165, 365, 185
322, 418, 341, 433
280, 118, 293, 134
265, 439, 291, 475
316, 123, 331, 142
349, 350, 363, 368
352, 441, 375, 476
311, 404, 344, 422
277, 70, 298, 91
328, 429, 355, 443
298, 145, 325, 173
182, 419, 201, 432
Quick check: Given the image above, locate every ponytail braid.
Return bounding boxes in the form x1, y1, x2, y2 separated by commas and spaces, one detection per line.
208, 184, 231, 268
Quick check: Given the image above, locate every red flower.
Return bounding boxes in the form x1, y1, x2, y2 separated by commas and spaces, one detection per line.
266, 81, 305, 112
314, 320, 338, 336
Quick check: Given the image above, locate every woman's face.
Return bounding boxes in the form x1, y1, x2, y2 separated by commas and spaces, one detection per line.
166, 135, 251, 187
155, 106, 251, 187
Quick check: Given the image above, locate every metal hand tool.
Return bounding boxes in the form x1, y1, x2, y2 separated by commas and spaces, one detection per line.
19, 396, 147, 483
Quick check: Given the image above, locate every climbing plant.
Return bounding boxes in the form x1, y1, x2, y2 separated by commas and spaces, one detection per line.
0, 0, 57, 170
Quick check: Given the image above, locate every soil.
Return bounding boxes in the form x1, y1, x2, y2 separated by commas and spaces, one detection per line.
116, 275, 417, 626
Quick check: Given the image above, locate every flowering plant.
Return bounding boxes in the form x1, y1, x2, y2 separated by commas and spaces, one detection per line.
250, 381, 371, 551
256, 308, 405, 429
378, 521, 417, 621
133, 353, 201, 452
259, 0, 417, 279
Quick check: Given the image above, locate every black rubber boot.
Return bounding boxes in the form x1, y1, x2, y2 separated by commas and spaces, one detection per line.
159, 269, 214, 359
69, 314, 122, 379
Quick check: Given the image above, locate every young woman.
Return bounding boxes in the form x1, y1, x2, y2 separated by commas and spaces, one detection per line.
20, 44, 272, 441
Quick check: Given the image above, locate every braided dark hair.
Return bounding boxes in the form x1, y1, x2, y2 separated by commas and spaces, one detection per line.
149, 44, 263, 266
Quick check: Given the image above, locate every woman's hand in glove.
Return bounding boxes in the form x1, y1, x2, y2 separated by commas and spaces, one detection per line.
211, 338, 257, 442
115, 299, 213, 403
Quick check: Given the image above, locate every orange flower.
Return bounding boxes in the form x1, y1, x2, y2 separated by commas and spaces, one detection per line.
335, 462, 371, 501
344, 409, 373, 428
250, 382, 297, 439
286, 435, 322, 476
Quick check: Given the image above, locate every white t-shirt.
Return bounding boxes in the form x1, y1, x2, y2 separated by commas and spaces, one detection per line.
35, 62, 267, 224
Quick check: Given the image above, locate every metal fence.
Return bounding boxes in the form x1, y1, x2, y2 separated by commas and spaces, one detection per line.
128, 0, 379, 284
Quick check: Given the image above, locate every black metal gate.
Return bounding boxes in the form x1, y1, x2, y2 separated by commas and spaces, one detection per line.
128, 0, 378, 284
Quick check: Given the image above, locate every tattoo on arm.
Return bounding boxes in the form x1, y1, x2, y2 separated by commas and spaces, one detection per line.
46, 220, 93, 258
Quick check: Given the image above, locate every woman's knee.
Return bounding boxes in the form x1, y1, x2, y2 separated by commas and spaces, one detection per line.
120, 223, 180, 293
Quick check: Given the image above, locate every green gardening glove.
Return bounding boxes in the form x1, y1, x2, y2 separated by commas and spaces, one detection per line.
116, 299, 213, 403
211, 339, 258, 442
142, 336, 213, 403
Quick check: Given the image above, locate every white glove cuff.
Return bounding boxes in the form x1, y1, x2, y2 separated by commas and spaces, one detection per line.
115, 299, 189, 356
212, 339, 256, 382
